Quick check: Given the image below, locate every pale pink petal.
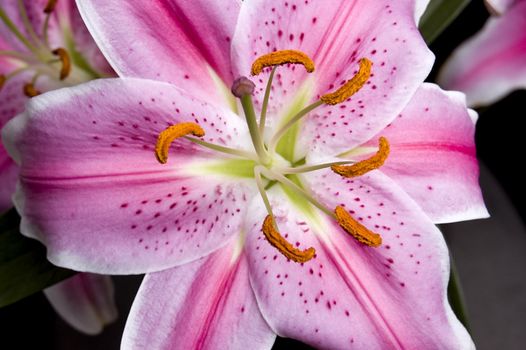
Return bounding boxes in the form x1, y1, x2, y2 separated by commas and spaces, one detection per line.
370, 84, 488, 223
245, 178, 473, 349
44, 273, 117, 335
485, 0, 521, 14
415, 0, 431, 22
233, 0, 434, 156
122, 240, 275, 350
3, 78, 255, 274
77, 0, 240, 106
0, 147, 17, 212
0, 71, 30, 212
438, 2, 526, 106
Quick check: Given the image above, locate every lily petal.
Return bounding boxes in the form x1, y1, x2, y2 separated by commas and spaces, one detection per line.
44, 273, 117, 335
2, 78, 255, 274
246, 180, 473, 349
0, 71, 30, 212
122, 239, 275, 350
438, 2, 526, 107
484, 0, 520, 14
415, 0, 431, 23
77, 0, 240, 106
233, 0, 434, 155
371, 83, 488, 223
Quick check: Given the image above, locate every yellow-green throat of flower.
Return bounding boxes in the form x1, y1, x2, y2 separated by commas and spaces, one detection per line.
154, 50, 388, 263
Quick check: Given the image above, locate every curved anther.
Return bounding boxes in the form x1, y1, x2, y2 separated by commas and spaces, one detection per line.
52, 48, 71, 80
334, 206, 382, 247
0, 75, 5, 90
262, 215, 316, 263
155, 122, 205, 164
321, 58, 372, 105
44, 0, 58, 14
23, 83, 40, 97
251, 50, 315, 76
331, 137, 389, 178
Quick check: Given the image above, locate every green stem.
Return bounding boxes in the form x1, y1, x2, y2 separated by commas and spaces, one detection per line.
0, 50, 32, 61
259, 66, 277, 135
280, 161, 353, 174
269, 100, 323, 152
0, 6, 37, 52
240, 94, 270, 164
42, 12, 51, 47
184, 136, 256, 160
448, 255, 471, 333
254, 166, 275, 219
17, 0, 44, 48
264, 168, 333, 217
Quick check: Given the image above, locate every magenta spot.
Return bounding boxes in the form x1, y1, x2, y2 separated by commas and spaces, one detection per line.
120, 203, 128, 208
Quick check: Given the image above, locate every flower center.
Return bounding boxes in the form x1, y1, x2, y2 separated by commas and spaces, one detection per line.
0, 0, 98, 97
154, 50, 390, 263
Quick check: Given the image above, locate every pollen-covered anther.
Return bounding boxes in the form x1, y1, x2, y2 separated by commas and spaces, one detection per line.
334, 206, 382, 247
52, 48, 71, 80
251, 50, 315, 76
331, 137, 389, 178
262, 215, 316, 263
44, 0, 58, 13
155, 122, 205, 164
23, 83, 40, 97
320, 58, 372, 105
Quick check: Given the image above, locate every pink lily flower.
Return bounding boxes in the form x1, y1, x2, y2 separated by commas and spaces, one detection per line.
4, 0, 487, 348
439, 0, 526, 107
0, 0, 116, 335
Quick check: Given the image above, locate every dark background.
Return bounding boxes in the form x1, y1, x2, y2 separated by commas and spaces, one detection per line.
1, 2, 525, 349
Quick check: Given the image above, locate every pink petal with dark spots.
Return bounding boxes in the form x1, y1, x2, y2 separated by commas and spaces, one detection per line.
244, 178, 473, 349
3, 78, 255, 273
233, 0, 434, 156
77, 0, 240, 107
123, 240, 275, 350
371, 83, 488, 223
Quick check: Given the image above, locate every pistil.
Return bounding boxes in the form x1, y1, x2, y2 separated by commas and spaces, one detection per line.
232, 77, 270, 165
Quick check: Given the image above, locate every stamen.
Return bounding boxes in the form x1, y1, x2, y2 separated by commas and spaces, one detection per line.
155, 122, 205, 164
262, 215, 316, 263
280, 160, 353, 174
320, 58, 372, 105
44, 0, 58, 13
232, 77, 270, 164
52, 48, 71, 80
251, 50, 315, 76
262, 168, 334, 217
334, 206, 382, 247
331, 137, 389, 178
0, 75, 5, 90
259, 66, 277, 134
23, 82, 40, 97
17, 0, 43, 47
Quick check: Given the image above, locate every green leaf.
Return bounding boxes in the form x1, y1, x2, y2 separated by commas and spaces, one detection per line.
0, 209, 76, 307
447, 256, 471, 333
419, 0, 471, 44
